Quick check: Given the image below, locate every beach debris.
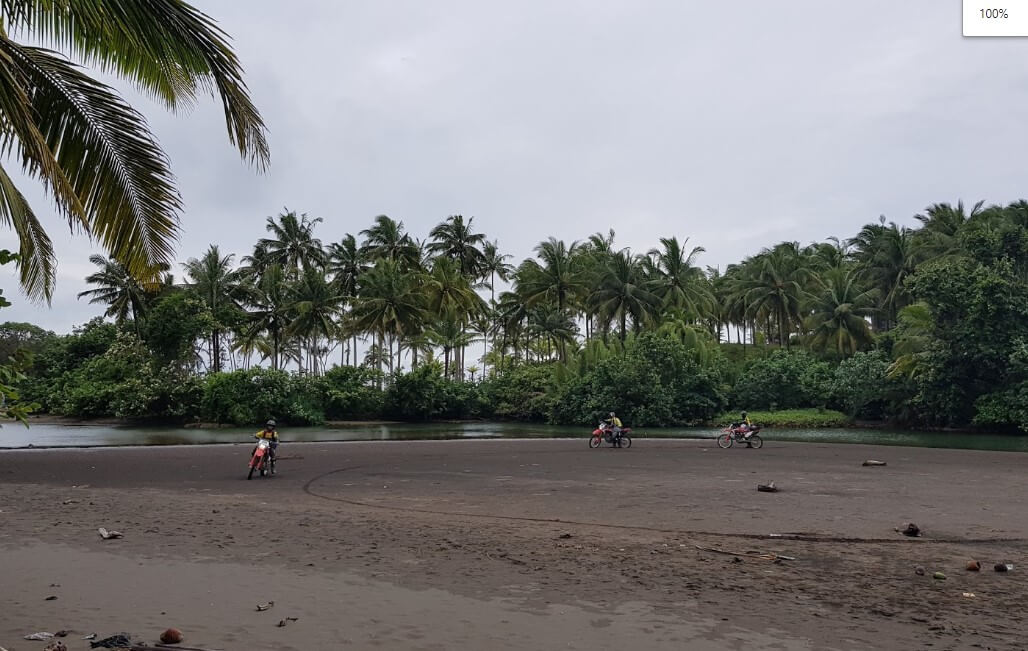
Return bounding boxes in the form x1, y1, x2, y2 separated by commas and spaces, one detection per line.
256, 601, 275, 611
89, 633, 132, 648
82, 633, 97, 640
994, 563, 1014, 572
45, 594, 58, 600
97, 527, 123, 540
42, 642, 67, 651
558, 532, 573, 539
966, 560, 981, 571
54, 631, 69, 638
276, 617, 299, 628
862, 460, 887, 466
24, 632, 54, 641
914, 566, 926, 576
897, 523, 921, 537
756, 481, 778, 493
159, 628, 183, 644
962, 592, 977, 599
932, 571, 946, 580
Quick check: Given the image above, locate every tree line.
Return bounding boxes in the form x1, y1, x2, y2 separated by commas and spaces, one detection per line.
6, 199, 1028, 431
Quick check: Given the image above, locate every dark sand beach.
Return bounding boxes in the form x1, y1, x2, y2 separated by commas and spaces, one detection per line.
2, 438, 1025, 650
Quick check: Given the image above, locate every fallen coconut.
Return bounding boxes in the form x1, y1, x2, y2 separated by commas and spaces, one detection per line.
159, 627, 183, 644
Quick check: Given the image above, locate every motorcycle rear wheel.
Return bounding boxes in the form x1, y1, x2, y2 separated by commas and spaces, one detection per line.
716, 433, 733, 449
589, 436, 601, 448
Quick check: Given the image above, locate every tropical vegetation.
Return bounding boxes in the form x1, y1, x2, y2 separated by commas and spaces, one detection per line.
6, 199, 1028, 432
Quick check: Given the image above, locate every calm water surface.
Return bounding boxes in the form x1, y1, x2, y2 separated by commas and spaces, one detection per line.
1, 422, 1026, 452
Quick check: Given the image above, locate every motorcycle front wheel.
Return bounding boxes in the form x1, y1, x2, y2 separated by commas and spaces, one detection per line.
589, 436, 601, 448
247, 462, 256, 480
746, 435, 763, 449
716, 433, 733, 449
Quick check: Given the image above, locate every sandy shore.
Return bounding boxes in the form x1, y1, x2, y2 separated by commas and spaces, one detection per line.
2, 439, 1026, 650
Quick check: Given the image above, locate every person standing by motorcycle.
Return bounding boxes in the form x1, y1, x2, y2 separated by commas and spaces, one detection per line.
603, 411, 624, 447
254, 420, 279, 474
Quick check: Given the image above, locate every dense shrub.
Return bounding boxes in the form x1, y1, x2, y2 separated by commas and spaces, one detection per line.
477, 363, 558, 421
201, 368, 324, 426
732, 350, 832, 411
549, 333, 727, 427
321, 365, 384, 420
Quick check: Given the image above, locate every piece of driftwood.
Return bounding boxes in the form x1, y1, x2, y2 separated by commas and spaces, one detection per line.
862, 460, 887, 466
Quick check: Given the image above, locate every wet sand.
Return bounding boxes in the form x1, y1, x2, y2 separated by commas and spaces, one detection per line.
1, 438, 1025, 650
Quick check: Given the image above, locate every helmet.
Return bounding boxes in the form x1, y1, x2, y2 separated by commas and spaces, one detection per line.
741, 411, 747, 418
266, 419, 276, 428
609, 412, 616, 418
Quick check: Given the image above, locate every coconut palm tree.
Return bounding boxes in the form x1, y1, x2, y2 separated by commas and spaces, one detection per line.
804, 267, 877, 357
240, 264, 291, 370
913, 200, 984, 260
517, 238, 584, 315
287, 267, 345, 375
182, 245, 243, 373
359, 215, 419, 268
428, 214, 486, 278
731, 243, 810, 348
78, 254, 166, 331
2, 0, 267, 300
351, 259, 425, 379
587, 250, 660, 343
849, 220, 917, 330
328, 234, 368, 365
645, 236, 712, 319
481, 240, 514, 304
258, 210, 326, 274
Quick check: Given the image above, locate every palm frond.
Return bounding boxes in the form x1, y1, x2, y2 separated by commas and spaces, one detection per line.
0, 162, 54, 300
1, 40, 181, 283
2, 0, 269, 167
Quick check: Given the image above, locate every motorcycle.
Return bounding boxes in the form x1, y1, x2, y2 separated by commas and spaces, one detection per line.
589, 422, 632, 449
247, 438, 275, 479
716, 424, 763, 449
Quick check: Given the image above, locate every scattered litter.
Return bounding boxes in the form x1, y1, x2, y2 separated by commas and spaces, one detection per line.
897, 523, 921, 537
756, 481, 778, 493
24, 632, 54, 641
994, 563, 1014, 572
45, 595, 58, 600
89, 633, 132, 648
276, 617, 299, 628
159, 627, 183, 644
256, 601, 275, 611
966, 560, 981, 572
962, 592, 976, 598
932, 572, 946, 580
97, 527, 123, 540
862, 460, 887, 466
914, 566, 926, 576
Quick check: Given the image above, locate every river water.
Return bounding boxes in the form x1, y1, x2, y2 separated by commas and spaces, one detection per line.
1, 421, 1026, 452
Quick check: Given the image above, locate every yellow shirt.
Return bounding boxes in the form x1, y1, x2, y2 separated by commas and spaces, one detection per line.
255, 429, 279, 442
611, 417, 623, 428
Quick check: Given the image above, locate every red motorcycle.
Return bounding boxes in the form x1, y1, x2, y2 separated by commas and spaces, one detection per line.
716, 424, 763, 449
589, 422, 632, 448
247, 438, 275, 479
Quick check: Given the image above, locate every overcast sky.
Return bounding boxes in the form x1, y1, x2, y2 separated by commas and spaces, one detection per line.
2, 0, 1026, 333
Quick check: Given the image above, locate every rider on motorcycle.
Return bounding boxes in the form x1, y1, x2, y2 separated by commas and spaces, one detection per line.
254, 420, 279, 473
603, 412, 624, 447
738, 411, 754, 446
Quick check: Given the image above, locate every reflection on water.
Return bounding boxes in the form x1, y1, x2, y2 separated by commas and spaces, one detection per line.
1, 421, 1026, 452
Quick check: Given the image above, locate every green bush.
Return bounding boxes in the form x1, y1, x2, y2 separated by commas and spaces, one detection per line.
732, 350, 833, 410
830, 350, 893, 419
321, 365, 384, 420
201, 368, 324, 426
550, 333, 727, 427
478, 363, 558, 421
